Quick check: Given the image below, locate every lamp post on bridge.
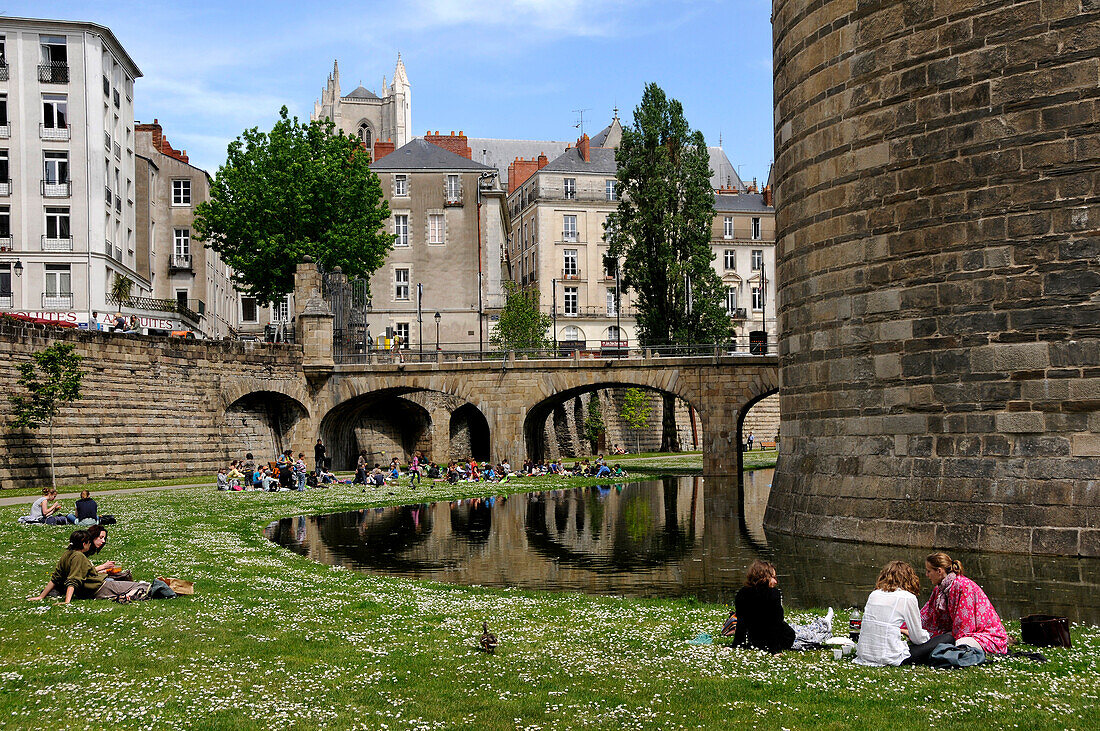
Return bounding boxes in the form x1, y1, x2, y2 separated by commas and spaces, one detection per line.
434, 311, 441, 352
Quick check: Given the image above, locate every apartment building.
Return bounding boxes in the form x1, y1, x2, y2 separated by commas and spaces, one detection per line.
135, 119, 237, 337
711, 189, 776, 345
364, 133, 507, 351
505, 115, 775, 351
0, 17, 150, 328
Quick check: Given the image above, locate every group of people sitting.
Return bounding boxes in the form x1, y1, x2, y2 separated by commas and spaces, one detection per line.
218, 451, 337, 492
732, 552, 1007, 667
27, 525, 177, 604
19, 488, 100, 525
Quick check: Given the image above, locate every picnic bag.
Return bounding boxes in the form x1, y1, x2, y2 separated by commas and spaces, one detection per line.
157, 577, 195, 595
720, 610, 738, 637
1020, 614, 1071, 648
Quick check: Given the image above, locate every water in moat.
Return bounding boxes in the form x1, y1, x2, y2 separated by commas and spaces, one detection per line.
265, 470, 1100, 623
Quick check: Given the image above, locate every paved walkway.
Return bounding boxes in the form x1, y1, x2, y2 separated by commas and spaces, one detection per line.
0, 482, 210, 507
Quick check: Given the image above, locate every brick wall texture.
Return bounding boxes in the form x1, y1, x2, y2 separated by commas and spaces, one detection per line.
0, 321, 304, 487
766, 0, 1100, 556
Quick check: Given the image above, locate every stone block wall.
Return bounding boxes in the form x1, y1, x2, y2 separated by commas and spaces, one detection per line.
0, 320, 304, 488
767, 0, 1100, 555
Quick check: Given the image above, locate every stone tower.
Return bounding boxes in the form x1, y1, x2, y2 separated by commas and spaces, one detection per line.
766, 0, 1100, 556
312, 56, 411, 149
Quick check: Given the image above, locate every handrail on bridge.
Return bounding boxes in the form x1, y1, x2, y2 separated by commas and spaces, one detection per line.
333, 339, 777, 366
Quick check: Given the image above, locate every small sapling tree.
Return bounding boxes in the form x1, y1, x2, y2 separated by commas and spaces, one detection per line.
8, 343, 84, 489
583, 393, 605, 455
620, 387, 653, 454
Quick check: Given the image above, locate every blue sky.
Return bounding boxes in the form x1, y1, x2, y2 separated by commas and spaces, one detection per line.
16, 1, 774, 184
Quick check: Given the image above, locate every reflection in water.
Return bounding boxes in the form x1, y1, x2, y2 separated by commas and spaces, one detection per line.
265, 471, 1100, 623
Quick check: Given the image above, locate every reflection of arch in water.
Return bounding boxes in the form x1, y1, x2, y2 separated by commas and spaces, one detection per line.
450, 404, 490, 462
524, 383, 702, 462
280, 506, 445, 573
224, 390, 310, 459
523, 480, 698, 571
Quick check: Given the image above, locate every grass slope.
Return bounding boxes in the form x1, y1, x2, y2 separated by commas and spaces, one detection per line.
0, 476, 1095, 730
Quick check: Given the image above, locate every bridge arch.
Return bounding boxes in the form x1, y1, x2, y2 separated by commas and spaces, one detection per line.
522, 378, 704, 463
319, 386, 492, 469
223, 389, 311, 462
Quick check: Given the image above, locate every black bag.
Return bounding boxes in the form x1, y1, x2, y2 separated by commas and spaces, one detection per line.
99, 515, 117, 525
1020, 614, 1071, 648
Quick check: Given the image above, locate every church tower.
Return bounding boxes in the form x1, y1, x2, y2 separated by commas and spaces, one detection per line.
389, 54, 411, 148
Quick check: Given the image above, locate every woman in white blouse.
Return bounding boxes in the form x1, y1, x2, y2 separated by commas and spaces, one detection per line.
854, 561, 953, 666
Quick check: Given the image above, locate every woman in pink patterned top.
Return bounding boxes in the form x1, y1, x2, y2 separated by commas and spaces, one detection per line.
920, 552, 1008, 655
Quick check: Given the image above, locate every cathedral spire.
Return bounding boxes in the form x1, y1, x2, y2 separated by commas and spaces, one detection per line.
393, 52, 409, 85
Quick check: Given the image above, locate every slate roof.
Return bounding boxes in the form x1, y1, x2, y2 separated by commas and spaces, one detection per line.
713, 192, 772, 213
344, 86, 380, 100
466, 138, 571, 185
370, 138, 495, 171
708, 147, 745, 191
589, 124, 613, 147
540, 146, 618, 174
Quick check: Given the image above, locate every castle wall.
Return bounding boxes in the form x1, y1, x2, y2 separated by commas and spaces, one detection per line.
767, 0, 1100, 556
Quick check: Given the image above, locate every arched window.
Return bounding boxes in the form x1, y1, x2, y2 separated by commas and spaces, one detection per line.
561, 325, 584, 342
606, 325, 622, 341
358, 123, 372, 148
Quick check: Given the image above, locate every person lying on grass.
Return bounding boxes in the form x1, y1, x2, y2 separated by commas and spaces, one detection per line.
28, 529, 150, 604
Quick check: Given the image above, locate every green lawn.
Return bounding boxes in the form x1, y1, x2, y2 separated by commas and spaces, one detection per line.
1, 476, 1095, 730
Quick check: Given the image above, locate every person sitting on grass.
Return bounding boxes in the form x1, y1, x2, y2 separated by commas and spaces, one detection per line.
612, 464, 627, 477
22, 488, 72, 525
854, 561, 950, 666
216, 468, 230, 491
732, 560, 833, 654
28, 530, 149, 604
370, 467, 387, 487
595, 463, 612, 478
72, 490, 98, 525
227, 463, 245, 489
920, 552, 1008, 656
318, 467, 336, 485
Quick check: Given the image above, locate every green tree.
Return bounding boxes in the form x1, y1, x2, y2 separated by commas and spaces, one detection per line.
490, 281, 552, 351
193, 107, 392, 306
620, 388, 653, 454
606, 83, 732, 347
110, 274, 133, 312
8, 344, 84, 490
583, 393, 605, 454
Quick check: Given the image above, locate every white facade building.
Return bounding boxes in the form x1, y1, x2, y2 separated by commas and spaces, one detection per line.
0, 17, 148, 328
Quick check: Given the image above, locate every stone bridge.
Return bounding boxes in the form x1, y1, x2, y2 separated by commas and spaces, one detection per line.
220, 352, 777, 475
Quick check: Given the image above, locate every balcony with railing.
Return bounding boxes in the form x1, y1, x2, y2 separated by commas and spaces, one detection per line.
444, 181, 463, 206
107, 293, 204, 324
0, 62, 8, 82
0, 123, 9, 139
42, 235, 73, 251
38, 62, 69, 83
560, 268, 583, 281
41, 180, 71, 198
40, 124, 70, 141
554, 304, 638, 318
42, 292, 73, 309
0, 179, 10, 196
0, 235, 13, 251
169, 253, 193, 273
0, 293, 11, 308
727, 307, 748, 320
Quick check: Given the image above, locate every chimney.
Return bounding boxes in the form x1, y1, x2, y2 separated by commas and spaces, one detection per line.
425, 130, 472, 159
135, 119, 188, 163
762, 185, 773, 207
373, 139, 396, 161
577, 134, 590, 163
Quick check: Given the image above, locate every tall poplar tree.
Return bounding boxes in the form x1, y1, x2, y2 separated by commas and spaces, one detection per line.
606, 84, 731, 347
194, 107, 392, 305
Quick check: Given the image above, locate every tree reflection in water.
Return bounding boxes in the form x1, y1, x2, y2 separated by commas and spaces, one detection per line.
265, 471, 1100, 623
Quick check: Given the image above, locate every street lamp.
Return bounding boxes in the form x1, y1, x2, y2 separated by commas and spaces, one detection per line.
13, 259, 23, 277
434, 311, 441, 351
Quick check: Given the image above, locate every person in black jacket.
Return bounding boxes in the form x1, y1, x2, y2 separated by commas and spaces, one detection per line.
733, 559, 796, 653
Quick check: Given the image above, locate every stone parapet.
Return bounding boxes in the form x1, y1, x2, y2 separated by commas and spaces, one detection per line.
767, 0, 1100, 556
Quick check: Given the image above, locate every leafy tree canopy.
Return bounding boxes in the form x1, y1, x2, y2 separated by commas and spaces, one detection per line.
490, 282, 552, 351
194, 107, 393, 306
606, 83, 731, 346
